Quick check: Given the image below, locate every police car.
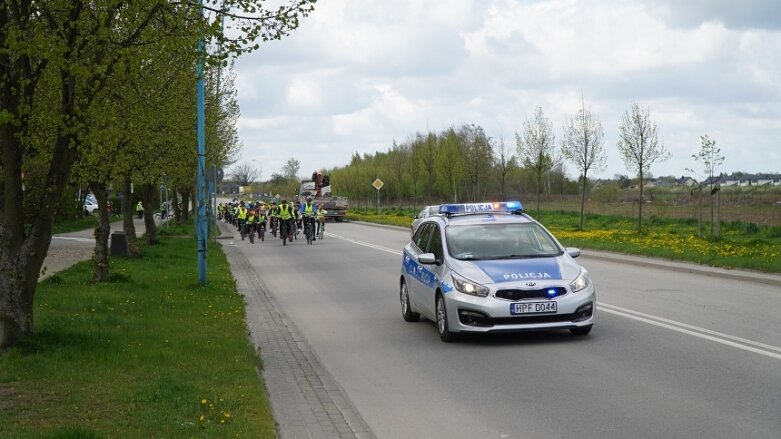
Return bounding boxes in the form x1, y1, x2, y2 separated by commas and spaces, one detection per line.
399, 202, 595, 342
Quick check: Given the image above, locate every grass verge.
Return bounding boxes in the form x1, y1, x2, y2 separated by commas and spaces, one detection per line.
0, 223, 274, 438
347, 209, 781, 273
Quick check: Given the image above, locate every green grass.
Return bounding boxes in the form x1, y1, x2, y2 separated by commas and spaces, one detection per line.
348, 208, 781, 273
0, 223, 275, 438
51, 217, 99, 234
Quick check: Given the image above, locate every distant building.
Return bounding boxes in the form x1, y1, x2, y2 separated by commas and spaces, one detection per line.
703, 173, 781, 187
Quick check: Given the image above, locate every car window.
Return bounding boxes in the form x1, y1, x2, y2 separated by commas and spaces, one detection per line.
446, 223, 562, 260
417, 208, 427, 218
428, 224, 444, 260
413, 223, 433, 251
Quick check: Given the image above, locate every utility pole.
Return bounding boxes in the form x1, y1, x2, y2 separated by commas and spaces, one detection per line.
195, 0, 207, 285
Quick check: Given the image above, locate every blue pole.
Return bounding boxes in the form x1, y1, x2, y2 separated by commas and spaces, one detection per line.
196, 1, 207, 285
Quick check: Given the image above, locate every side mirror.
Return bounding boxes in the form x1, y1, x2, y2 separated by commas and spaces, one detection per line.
417, 253, 437, 265
566, 247, 581, 258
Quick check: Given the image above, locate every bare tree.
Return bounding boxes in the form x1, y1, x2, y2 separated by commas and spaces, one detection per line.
230, 162, 260, 186
561, 96, 607, 230
617, 102, 670, 232
516, 106, 557, 215
493, 137, 517, 201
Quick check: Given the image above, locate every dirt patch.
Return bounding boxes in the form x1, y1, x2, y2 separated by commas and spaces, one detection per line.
0, 384, 15, 412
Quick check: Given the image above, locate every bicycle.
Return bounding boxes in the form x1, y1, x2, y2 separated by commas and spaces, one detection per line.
317, 218, 325, 240
270, 217, 278, 237
247, 222, 255, 244
153, 210, 168, 221
280, 219, 293, 246
258, 222, 266, 242
304, 216, 315, 245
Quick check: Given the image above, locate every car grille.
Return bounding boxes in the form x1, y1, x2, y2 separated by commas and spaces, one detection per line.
495, 287, 567, 301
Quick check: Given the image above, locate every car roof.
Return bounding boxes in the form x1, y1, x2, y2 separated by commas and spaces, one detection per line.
427, 211, 536, 227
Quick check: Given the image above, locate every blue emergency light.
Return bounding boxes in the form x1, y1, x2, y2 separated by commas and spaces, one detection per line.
439, 201, 524, 215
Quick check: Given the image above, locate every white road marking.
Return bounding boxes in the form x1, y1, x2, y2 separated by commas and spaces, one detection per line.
599, 303, 781, 361
330, 231, 781, 361
327, 232, 403, 256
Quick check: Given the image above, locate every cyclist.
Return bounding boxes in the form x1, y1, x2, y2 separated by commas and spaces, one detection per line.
278, 198, 295, 244
246, 208, 256, 243
316, 206, 327, 238
268, 201, 280, 236
236, 202, 248, 238
257, 206, 268, 238
300, 196, 318, 241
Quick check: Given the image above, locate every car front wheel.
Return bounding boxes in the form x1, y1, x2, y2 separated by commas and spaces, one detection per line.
436, 293, 459, 342
400, 280, 420, 322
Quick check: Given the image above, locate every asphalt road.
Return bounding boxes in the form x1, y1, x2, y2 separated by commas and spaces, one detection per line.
227, 220, 781, 439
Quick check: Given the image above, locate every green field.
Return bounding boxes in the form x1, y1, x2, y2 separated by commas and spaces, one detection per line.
0, 223, 275, 438
347, 207, 781, 273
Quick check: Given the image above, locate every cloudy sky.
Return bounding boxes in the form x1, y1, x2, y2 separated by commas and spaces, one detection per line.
232, 0, 781, 182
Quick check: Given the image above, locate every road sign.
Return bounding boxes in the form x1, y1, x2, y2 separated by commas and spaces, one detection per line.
372, 178, 384, 190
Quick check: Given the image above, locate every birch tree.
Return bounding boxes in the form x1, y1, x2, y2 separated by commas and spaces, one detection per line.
561, 97, 607, 230
517, 107, 557, 215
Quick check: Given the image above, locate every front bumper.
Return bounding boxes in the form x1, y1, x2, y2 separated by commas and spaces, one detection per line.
445, 286, 596, 334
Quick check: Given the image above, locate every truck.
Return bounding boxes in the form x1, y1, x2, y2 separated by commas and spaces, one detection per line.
298, 173, 348, 222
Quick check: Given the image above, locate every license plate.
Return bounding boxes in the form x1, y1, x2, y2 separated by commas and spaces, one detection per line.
510, 301, 557, 315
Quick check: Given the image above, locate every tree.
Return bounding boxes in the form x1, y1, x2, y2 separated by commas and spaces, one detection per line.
231, 162, 261, 186
493, 137, 517, 201
617, 102, 670, 232
517, 107, 557, 215
282, 157, 301, 180
0, 0, 319, 349
561, 96, 607, 230
688, 134, 725, 238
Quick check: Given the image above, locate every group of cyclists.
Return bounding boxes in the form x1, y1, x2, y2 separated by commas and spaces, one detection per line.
217, 196, 327, 246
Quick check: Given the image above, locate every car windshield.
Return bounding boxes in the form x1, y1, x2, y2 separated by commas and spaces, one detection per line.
446, 223, 562, 260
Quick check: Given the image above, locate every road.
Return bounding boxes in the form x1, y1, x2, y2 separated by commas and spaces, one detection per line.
224, 220, 781, 439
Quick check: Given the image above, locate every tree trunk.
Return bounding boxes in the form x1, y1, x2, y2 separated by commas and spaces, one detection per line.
143, 185, 158, 245
579, 173, 587, 230
714, 183, 721, 238
90, 182, 111, 282
698, 186, 704, 238
536, 171, 542, 216
121, 177, 142, 257
1, 132, 77, 348
172, 192, 182, 223
638, 171, 644, 232
179, 187, 191, 222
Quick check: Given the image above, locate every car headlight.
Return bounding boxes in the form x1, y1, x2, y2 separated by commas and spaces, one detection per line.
452, 274, 489, 297
570, 268, 591, 293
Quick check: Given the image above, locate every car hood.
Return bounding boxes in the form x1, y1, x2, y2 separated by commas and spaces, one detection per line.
448, 255, 581, 285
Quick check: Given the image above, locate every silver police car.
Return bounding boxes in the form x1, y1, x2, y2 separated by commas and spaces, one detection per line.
399, 202, 595, 342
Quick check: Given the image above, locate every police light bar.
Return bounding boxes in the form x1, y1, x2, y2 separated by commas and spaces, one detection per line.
439, 201, 524, 215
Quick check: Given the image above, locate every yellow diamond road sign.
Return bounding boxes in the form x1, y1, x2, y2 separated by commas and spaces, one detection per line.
372, 178, 384, 190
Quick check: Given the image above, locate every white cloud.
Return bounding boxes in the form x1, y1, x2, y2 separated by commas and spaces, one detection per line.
231, 0, 781, 180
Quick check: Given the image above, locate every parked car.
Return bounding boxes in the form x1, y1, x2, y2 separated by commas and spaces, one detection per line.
83, 195, 99, 214
410, 205, 440, 237
399, 201, 595, 342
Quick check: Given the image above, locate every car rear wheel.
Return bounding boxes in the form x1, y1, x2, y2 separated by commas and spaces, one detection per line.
570, 325, 592, 336
436, 293, 459, 342
400, 280, 420, 322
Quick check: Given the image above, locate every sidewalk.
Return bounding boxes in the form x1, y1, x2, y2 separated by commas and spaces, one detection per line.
42, 217, 150, 280
215, 220, 376, 439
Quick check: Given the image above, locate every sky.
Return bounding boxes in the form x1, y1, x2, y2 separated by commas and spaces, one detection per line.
231, 0, 781, 182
